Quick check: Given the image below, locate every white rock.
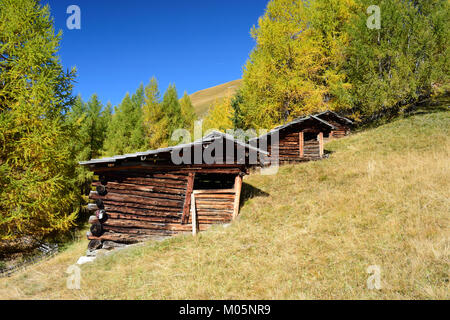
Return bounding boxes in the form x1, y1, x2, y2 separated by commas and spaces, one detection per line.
76, 256, 96, 265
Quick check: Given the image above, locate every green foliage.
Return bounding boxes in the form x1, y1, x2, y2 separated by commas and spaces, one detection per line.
143, 82, 186, 148
160, 84, 184, 146
102, 85, 146, 156
180, 91, 197, 132
142, 77, 162, 148
239, 0, 356, 129
231, 89, 244, 129
0, 0, 78, 240
203, 94, 234, 133
239, 0, 449, 127
65, 94, 111, 208
343, 0, 450, 121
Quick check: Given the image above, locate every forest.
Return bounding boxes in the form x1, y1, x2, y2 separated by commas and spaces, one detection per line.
0, 0, 448, 249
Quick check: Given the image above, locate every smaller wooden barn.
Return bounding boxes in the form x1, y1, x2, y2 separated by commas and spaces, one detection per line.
314, 110, 353, 139
249, 115, 337, 163
79, 131, 267, 247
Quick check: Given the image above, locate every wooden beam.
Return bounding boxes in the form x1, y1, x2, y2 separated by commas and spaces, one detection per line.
192, 188, 235, 194
299, 131, 304, 158
232, 175, 243, 220
181, 172, 195, 224
318, 132, 324, 157
191, 193, 197, 236
92, 164, 245, 174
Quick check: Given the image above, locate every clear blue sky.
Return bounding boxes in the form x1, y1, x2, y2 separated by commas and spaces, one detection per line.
44, 0, 268, 107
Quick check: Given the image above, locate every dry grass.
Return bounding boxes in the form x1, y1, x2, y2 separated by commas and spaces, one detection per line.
189, 79, 242, 116
0, 109, 449, 299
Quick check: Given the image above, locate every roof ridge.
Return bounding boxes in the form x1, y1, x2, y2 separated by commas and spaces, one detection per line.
79, 131, 268, 165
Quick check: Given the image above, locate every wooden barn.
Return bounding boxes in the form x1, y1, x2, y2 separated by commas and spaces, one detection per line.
249, 115, 336, 163
79, 131, 267, 247
314, 110, 353, 139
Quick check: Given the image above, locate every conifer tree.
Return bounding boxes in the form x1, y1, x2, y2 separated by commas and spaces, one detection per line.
203, 94, 234, 134
239, 0, 357, 129
342, 0, 450, 120
103, 86, 146, 156
180, 91, 197, 132
142, 77, 164, 148
145, 83, 185, 148
0, 0, 78, 240
161, 84, 184, 146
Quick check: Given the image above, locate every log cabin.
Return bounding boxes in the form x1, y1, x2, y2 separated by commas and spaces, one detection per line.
79, 131, 268, 247
249, 115, 337, 163
314, 110, 353, 139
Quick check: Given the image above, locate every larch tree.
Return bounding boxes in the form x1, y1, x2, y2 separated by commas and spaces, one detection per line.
239, 0, 358, 130
180, 91, 197, 133
142, 77, 166, 149
342, 0, 450, 121
0, 0, 78, 240
103, 84, 146, 156
66, 94, 110, 213
145, 83, 184, 148
202, 94, 234, 134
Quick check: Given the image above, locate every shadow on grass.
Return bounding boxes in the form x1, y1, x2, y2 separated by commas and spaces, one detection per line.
354, 93, 450, 132
241, 182, 269, 206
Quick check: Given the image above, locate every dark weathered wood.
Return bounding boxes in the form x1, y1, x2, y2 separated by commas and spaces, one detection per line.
88, 239, 102, 250
90, 222, 103, 237
89, 191, 183, 208
92, 164, 245, 174
96, 185, 107, 196
181, 173, 195, 224
104, 203, 181, 216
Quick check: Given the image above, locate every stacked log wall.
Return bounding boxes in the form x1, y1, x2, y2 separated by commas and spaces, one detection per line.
264, 130, 322, 162
87, 171, 241, 243
317, 117, 351, 139
302, 138, 321, 160
88, 172, 191, 242
189, 190, 235, 226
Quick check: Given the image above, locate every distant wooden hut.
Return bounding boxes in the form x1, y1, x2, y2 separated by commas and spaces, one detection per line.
250, 115, 336, 163
314, 110, 353, 139
79, 131, 267, 246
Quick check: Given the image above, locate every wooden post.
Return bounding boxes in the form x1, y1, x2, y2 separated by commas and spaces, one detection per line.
318, 132, 324, 157
191, 193, 197, 236
181, 173, 195, 224
298, 131, 304, 158
232, 174, 243, 220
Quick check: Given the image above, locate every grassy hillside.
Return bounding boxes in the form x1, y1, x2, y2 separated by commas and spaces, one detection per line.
189, 79, 242, 117
1, 107, 448, 299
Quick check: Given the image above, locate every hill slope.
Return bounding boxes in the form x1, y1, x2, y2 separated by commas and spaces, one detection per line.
1, 106, 449, 299
189, 79, 242, 117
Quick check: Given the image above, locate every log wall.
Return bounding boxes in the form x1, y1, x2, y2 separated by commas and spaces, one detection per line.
87, 170, 240, 244
317, 117, 350, 139
265, 130, 323, 162
188, 189, 235, 226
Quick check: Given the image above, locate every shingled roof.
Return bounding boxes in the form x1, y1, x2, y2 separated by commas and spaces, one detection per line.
314, 110, 353, 125
79, 130, 268, 166
249, 115, 337, 143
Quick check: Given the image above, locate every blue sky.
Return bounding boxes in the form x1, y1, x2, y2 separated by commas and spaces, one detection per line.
44, 0, 268, 107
